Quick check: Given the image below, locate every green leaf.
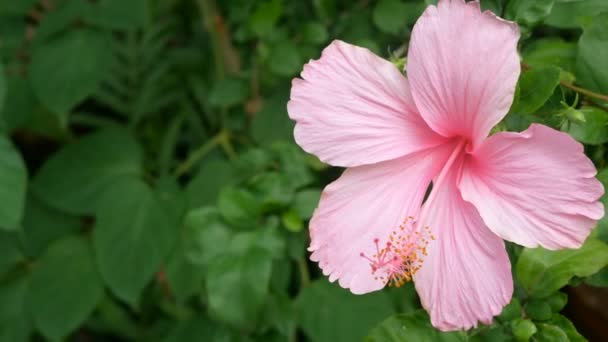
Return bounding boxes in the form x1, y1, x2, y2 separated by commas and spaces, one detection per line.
510, 66, 561, 115
217, 187, 261, 228
251, 95, 294, 146
164, 316, 235, 342
523, 38, 577, 72
293, 189, 321, 220
249, 0, 283, 37
575, 13, 608, 94
0, 62, 5, 113
366, 310, 466, 342
0, 136, 27, 231
302, 22, 329, 45
512, 319, 537, 342
32, 128, 142, 214
546, 292, 567, 312
567, 107, 608, 145
93, 178, 175, 305
533, 323, 568, 342
281, 208, 302, 232
27, 236, 103, 341
498, 298, 523, 322
182, 207, 232, 266
545, 0, 608, 29
29, 28, 112, 115
186, 158, 235, 209
0, 76, 35, 133
516, 238, 608, 298
206, 244, 274, 329
505, 0, 555, 27
268, 41, 302, 77
85, 0, 148, 30
208, 77, 249, 108
0, 232, 23, 275
21, 194, 81, 258
550, 314, 585, 342
372, 0, 410, 34
297, 280, 396, 342
525, 299, 552, 321
0, 273, 32, 342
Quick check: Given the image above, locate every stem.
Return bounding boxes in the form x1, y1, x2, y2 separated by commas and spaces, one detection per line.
298, 257, 311, 288
173, 131, 227, 177
560, 81, 608, 103
197, 0, 225, 80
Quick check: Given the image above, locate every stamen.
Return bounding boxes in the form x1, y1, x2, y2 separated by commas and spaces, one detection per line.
359, 216, 433, 288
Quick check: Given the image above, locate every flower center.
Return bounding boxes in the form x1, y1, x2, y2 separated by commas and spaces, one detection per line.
360, 216, 434, 287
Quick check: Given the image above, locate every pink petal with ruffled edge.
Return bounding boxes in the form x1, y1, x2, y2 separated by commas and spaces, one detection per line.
288, 40, 445, 167
414, 157, 512, 331
407, 0, 520, 146
309, 144, 454, 294
459, 124, 604, 250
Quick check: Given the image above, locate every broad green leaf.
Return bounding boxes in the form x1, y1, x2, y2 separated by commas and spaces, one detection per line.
186, 158, 235, 209
0, 76, 35, 133
567, 107, 608, 145
29, 28, 112, 116
249, 0, 283, 37
523, 38, 577, 72
268, 41, 302, 77
545, 0, 608, 29
525, 299, 552, 321
366, 311, 465, 342
165, 245, 205, 303
510, 66, 561, 115
85, 0, 148, 30
575, 13, 608, 94
297, 280, 395, 342
27, 236, 103, 341
0, 232, 23, 275
251, 95, 294, 146
546, 292, 567, 312
0, 274, 32, 342
206, 248, 273, 329
208, 77, 249, 108
0, 136, 27, 231
293, 189, 321, 220
217, 187, 261, 228
182, 207, 232, 267
93, 178, 175, 305
301, 22, 329, 45
511, 319, 537, 342
505, 0, 555, 27
21, 194, 81, 258
372, 0, 410, 34
249, 172, 295, 209
533, 323, 568, 342
32, 128, 142, 214
164, 316, 235, 342
516, 238, 608, 297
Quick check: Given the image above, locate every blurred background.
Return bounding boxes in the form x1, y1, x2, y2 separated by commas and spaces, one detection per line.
1, 0, 608, 341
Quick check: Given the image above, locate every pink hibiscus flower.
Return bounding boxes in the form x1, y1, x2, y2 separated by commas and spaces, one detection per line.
287, 0, 604, 331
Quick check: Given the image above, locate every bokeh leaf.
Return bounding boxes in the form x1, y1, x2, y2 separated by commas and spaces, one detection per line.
27, 236, 103, 341
93, 178, 175, 305
0, 137, 27, 231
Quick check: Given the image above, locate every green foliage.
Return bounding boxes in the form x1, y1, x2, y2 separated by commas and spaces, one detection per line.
0, 0, 607, 341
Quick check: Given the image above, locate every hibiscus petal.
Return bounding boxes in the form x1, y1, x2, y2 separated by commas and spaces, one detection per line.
459, 124, 604, 250
309, 144, 453, 294
414, 160, 512, 331
288, 40, 445, 167
407, 0, 520, 145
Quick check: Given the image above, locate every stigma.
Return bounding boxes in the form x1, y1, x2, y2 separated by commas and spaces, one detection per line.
360, 216, 434, 288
